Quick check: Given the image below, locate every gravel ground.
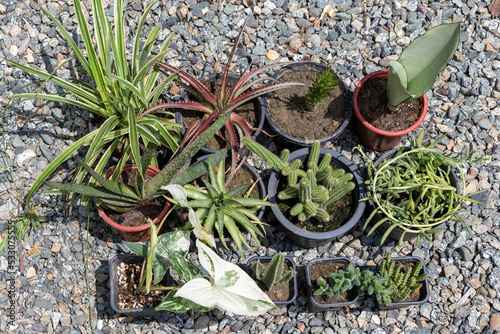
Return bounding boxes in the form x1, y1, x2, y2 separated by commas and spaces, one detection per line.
0, 0, 499, 333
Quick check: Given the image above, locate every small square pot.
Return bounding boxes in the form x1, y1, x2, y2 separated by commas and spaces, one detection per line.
376, 256, 429, 309
306, 257, 359, 312
246, 256, 298, 306
109, 255, 171, 317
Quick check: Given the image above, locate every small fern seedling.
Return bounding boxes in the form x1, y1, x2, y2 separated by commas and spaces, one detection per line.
251, 252, 296, 290
304, 68, 341, 111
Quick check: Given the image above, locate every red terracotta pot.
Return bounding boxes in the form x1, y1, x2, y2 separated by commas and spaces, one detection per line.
97, 164, 171, 242
353, 70, 428, 151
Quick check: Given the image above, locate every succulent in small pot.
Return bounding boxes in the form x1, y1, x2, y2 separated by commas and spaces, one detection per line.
242, 138, 366, 247
172, 158, 273, 255
146, 19, 305, 171
376, 254, 429, 309
263, 62, 352, 147
247, 253, 298, 305
45, 113, 231, 242
356, 129, 487, 246
353, 22, 461, 151
306, 257, 359, 311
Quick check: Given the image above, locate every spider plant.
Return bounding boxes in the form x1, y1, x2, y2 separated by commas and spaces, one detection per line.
141, 19, 306, 171
5, 0, 180, 209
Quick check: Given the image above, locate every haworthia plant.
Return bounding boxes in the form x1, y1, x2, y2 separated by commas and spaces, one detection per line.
313, 263, 392, 304
387, 22, 461, 110
242, 138, 355, 223
251, 253, 296, 290
46, 113, 231, 212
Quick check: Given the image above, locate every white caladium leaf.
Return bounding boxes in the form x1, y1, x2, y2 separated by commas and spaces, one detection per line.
162, 184, 215, 247
174, 240, 275, 316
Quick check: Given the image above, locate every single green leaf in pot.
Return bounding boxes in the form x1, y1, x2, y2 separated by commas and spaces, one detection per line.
386, 22, 461, 110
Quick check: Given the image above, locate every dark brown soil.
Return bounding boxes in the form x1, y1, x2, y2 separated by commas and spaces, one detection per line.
309, 261, 356, 304
267, 70, 346, 141
357, 77, 421, 132
250, 260, 294, 302
117, 262, 169, 310
105, 169, 168, 227
276, 174, 353, 233
179, 79, 261, 150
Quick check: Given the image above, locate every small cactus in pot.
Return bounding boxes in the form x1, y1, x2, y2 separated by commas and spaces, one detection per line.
250, 252, 296, 290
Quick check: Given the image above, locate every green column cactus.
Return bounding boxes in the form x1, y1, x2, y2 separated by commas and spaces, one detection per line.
242, 138, 355, 224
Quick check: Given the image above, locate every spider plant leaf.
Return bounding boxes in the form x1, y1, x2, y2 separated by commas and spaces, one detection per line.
216, 210, 228, 249
223, 214, 246, 256
227, 198, 274, 207
45, 181, 136, 202
26, 129, 99, 204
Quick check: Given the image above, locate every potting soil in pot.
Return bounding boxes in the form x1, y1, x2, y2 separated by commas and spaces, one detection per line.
117, 262, 169, 310
267, 70, 346, 140
309, 261, 355, 304
357, 77, 421, 132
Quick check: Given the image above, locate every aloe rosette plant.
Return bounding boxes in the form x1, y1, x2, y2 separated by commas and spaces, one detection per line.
142, 19, 306, 170
172, 158, 273, 255
251, 252, 296, 290
242, 138, 355, 223
5, 0, 181, 210
386, 22, 461, 110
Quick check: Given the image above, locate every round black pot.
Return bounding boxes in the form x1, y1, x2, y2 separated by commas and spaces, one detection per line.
268, 147, 366, 248
109, 255, 171, 317
246, 255, 298, 306
306, 257, 359, 312
376, 256, 430, 310
175, 73, 265, 155
176, 154, 267, 246
262, 61, 352, 148
367, 147, 461, 242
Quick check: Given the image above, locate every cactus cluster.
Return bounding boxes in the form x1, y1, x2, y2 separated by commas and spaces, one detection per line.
379, 254, 427, 305
242, 138, 355, 223
313, 263, 392, 304
251, 253, 296, 290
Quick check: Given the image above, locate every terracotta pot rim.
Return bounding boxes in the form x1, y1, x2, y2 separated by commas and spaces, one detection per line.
353, 69, 429, 137
97, 164, 171, 233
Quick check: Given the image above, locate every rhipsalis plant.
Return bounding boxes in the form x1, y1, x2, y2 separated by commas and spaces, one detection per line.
313, 264, 392, 303
251, 253, 296, 290
355, 129, 488, 246
304, 68, 341, 111
174, 158, 273, 255
242, 138, 355, 223
378, 254, 427, 306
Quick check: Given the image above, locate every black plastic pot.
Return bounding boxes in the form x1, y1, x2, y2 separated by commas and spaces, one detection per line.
246, 255, 298, 306
176, 155, 267, 246
262, 61, 352, 148
367, 147, 461, 242
306, 257, 359, 312
376, 256, 430, 309
268, 147, 366, 248
175, 73, 265, 155
109, 255, 171, 317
